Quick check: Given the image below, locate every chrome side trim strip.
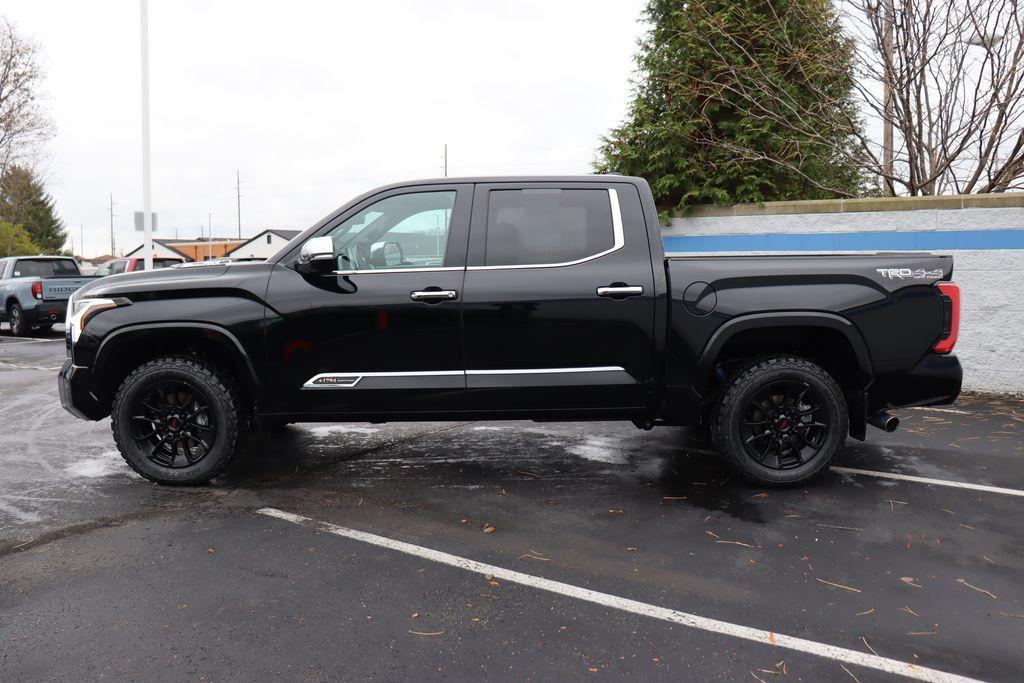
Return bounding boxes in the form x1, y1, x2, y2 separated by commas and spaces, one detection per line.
302, 367, 629, 389
466, 188, 625, 271
466, 366, 625, 375
303, 370, 464, 389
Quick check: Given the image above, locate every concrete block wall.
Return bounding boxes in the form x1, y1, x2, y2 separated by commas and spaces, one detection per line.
665, 196, 1024, 395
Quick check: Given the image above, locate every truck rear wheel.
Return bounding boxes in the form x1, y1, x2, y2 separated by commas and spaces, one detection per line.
111, 356, 241, 485
8, 303, 29, 337
711, 356, 847, 486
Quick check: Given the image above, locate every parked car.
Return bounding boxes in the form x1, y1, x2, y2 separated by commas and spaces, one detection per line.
95, 256, 185, 276
1, 256, 96, 336
58, 176, 962, 486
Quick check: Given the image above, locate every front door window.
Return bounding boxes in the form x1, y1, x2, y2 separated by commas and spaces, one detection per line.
326, 191, 456, 271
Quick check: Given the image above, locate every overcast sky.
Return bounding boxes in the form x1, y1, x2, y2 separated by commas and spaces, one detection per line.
4, 0, 648, 257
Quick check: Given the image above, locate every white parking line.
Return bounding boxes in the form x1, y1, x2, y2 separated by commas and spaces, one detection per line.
257, 507, 980, 683
0, 362, 63, 371
832, 466, 1024, 498
0, 337, 64, 344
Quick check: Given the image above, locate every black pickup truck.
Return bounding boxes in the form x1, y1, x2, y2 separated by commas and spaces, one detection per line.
58, 176, 962, 486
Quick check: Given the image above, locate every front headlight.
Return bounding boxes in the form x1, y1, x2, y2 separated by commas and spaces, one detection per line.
67, 297, 119, 344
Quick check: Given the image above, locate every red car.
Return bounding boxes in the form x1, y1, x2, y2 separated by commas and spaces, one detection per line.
94, 256, 184, 276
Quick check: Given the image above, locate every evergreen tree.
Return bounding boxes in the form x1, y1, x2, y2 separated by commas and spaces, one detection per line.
0, 165, 67, 253
597, 0, 868, 214
0, 220, 41, 256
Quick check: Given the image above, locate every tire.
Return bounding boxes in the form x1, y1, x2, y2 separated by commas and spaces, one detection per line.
711, 356, 847, 486
8, 303, 29, 337
111, 356, 241, 485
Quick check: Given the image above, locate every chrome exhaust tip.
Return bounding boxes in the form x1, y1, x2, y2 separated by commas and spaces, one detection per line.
868, 412, 899, 433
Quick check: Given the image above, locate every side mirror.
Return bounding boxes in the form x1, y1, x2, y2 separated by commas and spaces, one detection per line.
370, 241, 405, 268
296, 236, 336, 274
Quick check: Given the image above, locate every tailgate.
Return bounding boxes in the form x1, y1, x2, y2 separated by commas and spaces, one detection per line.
42, 277, 94, 301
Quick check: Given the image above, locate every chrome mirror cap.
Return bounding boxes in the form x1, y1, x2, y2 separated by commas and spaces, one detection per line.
299, 236, 335, 264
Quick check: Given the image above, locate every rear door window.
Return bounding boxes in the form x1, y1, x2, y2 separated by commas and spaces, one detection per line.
110, 260, 128, 275
483, 189, 618, 267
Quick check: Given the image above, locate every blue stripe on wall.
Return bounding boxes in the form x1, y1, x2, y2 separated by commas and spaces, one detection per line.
663, 228, 1024, 252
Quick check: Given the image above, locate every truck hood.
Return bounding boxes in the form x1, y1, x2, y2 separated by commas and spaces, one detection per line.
75, 262, 275, 300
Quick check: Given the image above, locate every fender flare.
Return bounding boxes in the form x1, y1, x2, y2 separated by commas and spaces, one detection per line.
696, 311, 873, 392
93, 321, 260, 395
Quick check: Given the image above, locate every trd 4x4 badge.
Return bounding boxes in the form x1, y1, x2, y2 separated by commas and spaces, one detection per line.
876, 267, 944, 280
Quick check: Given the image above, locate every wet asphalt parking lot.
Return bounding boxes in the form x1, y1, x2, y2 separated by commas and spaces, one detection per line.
1, 325, 1022, 682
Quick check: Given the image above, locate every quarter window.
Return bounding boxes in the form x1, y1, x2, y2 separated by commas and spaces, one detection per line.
484, 189, 616, 267
326, 191, 455, 271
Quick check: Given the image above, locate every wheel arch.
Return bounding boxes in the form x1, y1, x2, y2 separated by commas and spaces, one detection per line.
697, 312, 873, 439
699, 313, 871, 387
92, 323, 259, 410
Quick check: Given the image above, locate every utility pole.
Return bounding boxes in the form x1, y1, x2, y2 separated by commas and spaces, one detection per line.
207, 212, 213, 260
80, 224, 84, 260
442, 143, 448, 177
139, 0, 154, 269
234, 169, 243, 239
108, 193, 116, 256
882, 0, 895, 196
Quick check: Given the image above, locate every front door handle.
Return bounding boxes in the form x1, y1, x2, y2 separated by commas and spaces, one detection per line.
597, 285, 644, 298
410, 289, 458, 302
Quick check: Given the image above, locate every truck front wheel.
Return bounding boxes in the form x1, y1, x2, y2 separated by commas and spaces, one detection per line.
111, 356, 241, 485
711, 356, 847, 486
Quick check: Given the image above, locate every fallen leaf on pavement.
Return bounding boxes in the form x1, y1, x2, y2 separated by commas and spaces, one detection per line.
482, 522, 496, 534
409, 630, 444, 637
900, 577, 923, 588
840, 663, 861, 682
817, 578, 861, 593
957, 577, 997, 599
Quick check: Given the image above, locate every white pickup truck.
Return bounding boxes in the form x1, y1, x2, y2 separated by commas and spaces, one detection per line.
0, 256, 95, 336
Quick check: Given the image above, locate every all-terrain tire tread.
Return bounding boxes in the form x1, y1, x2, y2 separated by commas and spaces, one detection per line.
111, 355, 240, 485
710, 356, 847, 486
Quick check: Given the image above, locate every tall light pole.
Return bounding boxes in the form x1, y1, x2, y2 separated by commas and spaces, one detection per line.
108, 193, 116, 256
139, 0, 154, 269
235, 170, 243, 239
207, 212, 213, 260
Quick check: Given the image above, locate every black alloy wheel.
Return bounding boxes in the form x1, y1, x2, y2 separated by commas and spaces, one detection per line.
130, 379, 216, 468
111, 356, 241, 485
740, 380, 828, 470
712, 356, 847, 486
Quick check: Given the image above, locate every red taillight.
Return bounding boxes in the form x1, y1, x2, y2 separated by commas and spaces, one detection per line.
933, 282, 959, 354
31, 281, 42, 300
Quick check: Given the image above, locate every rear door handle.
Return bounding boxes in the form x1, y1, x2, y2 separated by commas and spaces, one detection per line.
597, 285, 644, 298
410, 289, 458, 302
